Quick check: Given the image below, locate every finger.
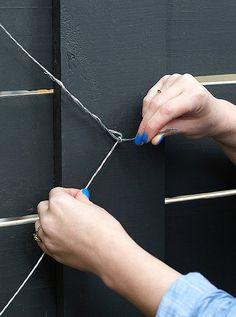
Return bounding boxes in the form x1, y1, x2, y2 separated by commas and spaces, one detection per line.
49, 187, 82, 200
162, 73, 181, 90
75, 189, 93, 203
34, 220, 41, 232
49, 187, 64, 199
144, 92, 195, 141
142, 75, 170, 117
37, 242, 51, 255
37, 200, 49, 218
142, 74, 181, 118
34, 221, 44, 245
138, 85, 183, 138
151, 133, 165, 146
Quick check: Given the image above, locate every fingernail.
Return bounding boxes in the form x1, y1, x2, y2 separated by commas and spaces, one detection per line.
153, 134, 165, 146
134, 133, 143, 145
141, 132, 148, 143
157, 135, 165, 145
82, 188, 90, 199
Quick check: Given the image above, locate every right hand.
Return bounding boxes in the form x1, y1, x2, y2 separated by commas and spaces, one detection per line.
136, 73, 222, 145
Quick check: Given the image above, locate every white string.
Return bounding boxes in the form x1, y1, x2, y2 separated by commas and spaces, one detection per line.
0, 138, 120, 315
0, 253, 45, 316
85, 140, 120, 189
0, 22, 177, 314
0, 23, 131, 142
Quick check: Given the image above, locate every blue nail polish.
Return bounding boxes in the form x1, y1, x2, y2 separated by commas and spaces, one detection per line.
141, 132, 148, 143
157, 135, 165, 145
134, 133, 143, 145
82, 188, 90, 199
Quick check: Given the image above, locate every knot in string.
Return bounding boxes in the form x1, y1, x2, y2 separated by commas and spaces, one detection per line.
108, 129, 123, 143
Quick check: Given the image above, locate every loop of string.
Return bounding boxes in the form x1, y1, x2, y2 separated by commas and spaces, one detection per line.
0, 23, 134, 143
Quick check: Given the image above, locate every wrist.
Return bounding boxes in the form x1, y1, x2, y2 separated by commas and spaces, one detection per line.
210, 99, 236, 140
99, 232, 181, 317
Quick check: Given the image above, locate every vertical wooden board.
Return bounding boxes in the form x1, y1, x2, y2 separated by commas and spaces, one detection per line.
0, 95, 54, 217
166, 197, 236, 295
0, 226, 57, 316
0, 95, 56, 316
166, 0, 236, 75
165, 0, 236, 296
60, 1, 166, 315
0, 0, 52, 90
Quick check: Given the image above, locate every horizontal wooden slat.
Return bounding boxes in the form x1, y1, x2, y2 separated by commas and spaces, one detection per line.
0, 89, 54, 97
196, 73, 236, 86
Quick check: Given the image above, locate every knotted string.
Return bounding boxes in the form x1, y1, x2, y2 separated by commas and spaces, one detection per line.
0, 22, 171, 315
0, 23, 134, 143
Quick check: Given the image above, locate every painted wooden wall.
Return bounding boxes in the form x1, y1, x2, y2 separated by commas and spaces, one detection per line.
59, 1, 166, 316
165, 1, 236, 296
0, 1, 235, 316
0, 1, 57, 316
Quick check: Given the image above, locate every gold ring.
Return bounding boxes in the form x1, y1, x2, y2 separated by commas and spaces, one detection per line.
33, 225, 42, 242
33, 233, 42, 242
36, 225, 42, 235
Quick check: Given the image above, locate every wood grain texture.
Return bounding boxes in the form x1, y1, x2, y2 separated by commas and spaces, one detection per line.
166, 0, 236, 296
0, 0, 52, 90
60, 1, 166, 316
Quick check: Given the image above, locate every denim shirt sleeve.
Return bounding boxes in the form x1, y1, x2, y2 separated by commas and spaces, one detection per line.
156, 273, 236, 317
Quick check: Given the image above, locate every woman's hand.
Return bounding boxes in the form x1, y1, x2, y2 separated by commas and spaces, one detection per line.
35, 187, 181, 317
35, 187, 130, 279
135, 73, 222, 145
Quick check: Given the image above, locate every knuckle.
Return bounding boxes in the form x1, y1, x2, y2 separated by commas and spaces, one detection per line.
37, 201, 48, 213
147, 119, 156, 131
159, 103, 173, 117
37, 201, 44, 210
49, 187, 61, 196
150, 99, 162, 111
195, 85, 207, 99
162, 74, 170, 80
150, 102, 158, 112
143, 96, 150, 105
171, 73, 181, 79
182, 73, 193, 82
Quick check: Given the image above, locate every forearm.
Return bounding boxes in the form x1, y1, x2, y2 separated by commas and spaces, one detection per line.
99, 233, 181, 317
212, 99, 236, 164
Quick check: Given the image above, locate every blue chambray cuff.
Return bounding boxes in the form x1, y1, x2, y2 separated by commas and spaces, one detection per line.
156, 272, 233, 317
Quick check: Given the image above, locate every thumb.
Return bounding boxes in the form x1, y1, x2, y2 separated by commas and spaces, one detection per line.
75, 188, 91, 202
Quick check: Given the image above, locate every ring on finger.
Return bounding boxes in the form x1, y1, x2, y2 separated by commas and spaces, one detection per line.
33, 233, 42, 243
33, 225, 42, 242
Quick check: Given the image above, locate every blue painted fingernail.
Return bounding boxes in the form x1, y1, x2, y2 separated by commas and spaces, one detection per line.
141, 132, 148, 143
82, 188, 90, 199
134, 133, 143, 145
157, 135, 165, 145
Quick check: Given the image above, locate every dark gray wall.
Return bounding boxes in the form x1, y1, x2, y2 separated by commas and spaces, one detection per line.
0, 1, 236, 316
60, 1, 166, 316
165, 1, 236, 295
0, 1, 57, 316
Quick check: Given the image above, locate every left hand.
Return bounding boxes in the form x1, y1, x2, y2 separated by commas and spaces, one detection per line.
35, 187, 130, 279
